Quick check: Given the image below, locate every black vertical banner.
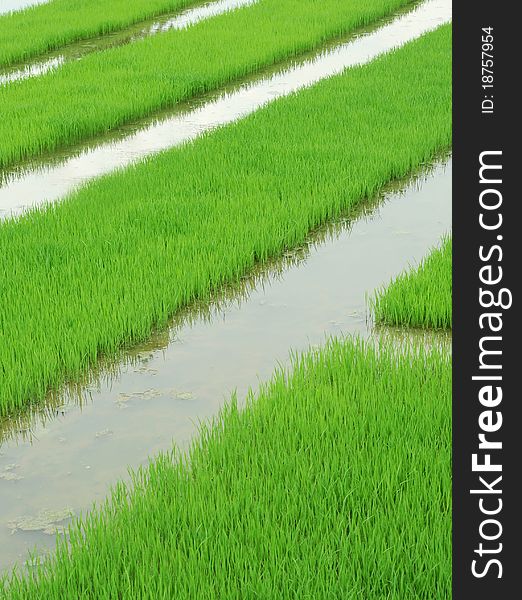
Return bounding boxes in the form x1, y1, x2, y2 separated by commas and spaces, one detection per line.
453, 2, 519, 598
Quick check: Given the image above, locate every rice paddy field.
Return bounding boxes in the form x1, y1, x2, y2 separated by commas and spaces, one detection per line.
0, 0, 199, 67
0, 0, 415, 169
0, 0, 452, 596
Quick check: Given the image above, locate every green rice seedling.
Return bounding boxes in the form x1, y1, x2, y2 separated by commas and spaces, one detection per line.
0, 0, 416, 169
2, 336, 451, 598
0, 25, 451, 417
371, 235, 452, 329
0, 0, 202, 67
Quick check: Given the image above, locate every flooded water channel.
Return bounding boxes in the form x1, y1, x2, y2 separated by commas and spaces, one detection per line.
0, 159, 452, 572
0, 0, 451, 218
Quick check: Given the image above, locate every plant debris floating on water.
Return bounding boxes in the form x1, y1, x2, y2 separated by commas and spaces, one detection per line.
7, 508, 75, 536
0, 464, 23, 482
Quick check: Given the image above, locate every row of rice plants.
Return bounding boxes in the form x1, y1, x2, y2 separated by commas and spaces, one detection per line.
2, 337, 451, 598
0, 25, 451, 417
371, 235, 452, 329
0, 0, 200, 67
0, 0, 415, 169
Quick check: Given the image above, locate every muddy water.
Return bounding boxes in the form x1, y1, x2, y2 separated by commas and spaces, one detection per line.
0, 0, 258, 86
0, 0, 451, 218
0, 159, 452, 572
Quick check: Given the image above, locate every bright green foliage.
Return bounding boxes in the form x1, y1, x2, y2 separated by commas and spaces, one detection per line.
0, 26, 452, 416
372, 236, 452, 329
0, 0, 414, 169
2, 337, 451, 598
0, 0, 199, 67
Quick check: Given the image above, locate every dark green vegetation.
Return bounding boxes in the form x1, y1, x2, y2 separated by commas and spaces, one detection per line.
0, 0, 198, 67
0, 25, 452, 417
0, 0, 414, 169
372, 235, 452, 329
2, 337, 451, 598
